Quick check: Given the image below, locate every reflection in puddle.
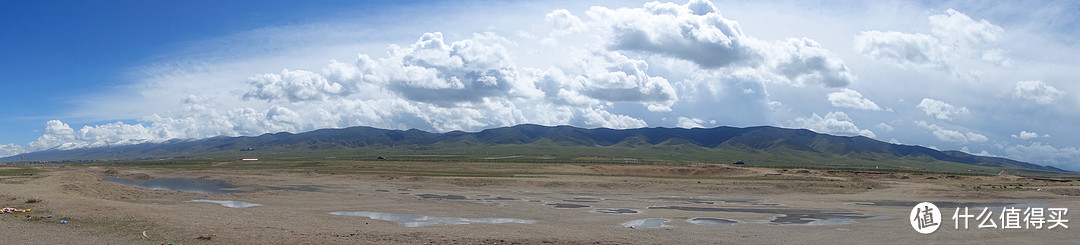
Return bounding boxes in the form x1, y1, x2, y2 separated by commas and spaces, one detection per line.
546, 203, 591, 208
417, 194, 469, 200
328, 211, 534, 227
687, 217, 738, 226
593, 208, 639, 214
104, 177, 243, 193
186, 200, 262, 208
649, 206, 886, 225
623, 218, 668, 229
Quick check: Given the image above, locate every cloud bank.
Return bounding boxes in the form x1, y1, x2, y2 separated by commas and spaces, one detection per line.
5, 1, 1080, 171
12, 0, 858, 154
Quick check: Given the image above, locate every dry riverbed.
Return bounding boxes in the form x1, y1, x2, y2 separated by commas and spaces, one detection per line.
1, 163, 1077, 244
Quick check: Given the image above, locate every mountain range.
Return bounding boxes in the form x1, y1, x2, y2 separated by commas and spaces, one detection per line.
2, 124, 1069, 175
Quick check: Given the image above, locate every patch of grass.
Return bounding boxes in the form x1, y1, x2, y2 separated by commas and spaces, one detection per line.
0, 167, 42, 184
53, 144, 1073, 178
0, 167, 40, 176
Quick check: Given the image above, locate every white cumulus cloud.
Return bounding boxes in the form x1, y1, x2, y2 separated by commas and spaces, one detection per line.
875, 123, 894, 132
928, 9, 1004, 49
1010, 130, 1046, 140
765, 38, 856, 87
580, 107, 648, 129
827, 88, 882, 111
914, 120, 987, 144
789, 111, 875, 138
244, 32, 546, 107
579, 0, 853, 87
540, 50, 678, 112
585, 0, 762, 68
243, 69, 347, 102
854, 31, 942, 69
854, 9, 1005, 76
546, 9, 586, 34
1012, 80, 1064, 104
677, 117, 705, 128
916, 98, 969, 120
0, 144, 27, 158
27, 120, 156, 151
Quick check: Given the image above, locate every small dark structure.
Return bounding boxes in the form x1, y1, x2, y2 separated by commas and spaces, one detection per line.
732, 160, 745, 165
377, 156, 386, 160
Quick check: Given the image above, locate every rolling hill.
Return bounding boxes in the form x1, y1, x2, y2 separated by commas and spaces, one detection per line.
1, 124, 1070, 175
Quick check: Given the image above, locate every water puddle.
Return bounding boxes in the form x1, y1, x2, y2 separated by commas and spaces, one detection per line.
328, 211, 534, 227
481, 201, 509, 206
593, 208, 640, 214
649, 206, 886, 225
687, 217, 738, 226
546, 203, 591, 208
374, 189, 391, 192
104, 177, 244, 193
622, 218, 669, 229
482, 197, 519, 201
416, 194, 469, 200
186, 200, 262, 208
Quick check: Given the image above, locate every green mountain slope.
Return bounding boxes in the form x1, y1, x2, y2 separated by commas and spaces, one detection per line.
2, 124, 1070, 175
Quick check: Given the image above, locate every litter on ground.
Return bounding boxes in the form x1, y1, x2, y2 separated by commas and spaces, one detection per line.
1, 208, 31, 213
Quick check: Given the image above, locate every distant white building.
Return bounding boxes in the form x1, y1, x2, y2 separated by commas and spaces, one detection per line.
241, 158, 259, 161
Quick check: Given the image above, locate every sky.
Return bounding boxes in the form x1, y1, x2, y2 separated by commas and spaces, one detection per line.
2, 0, 1080, 170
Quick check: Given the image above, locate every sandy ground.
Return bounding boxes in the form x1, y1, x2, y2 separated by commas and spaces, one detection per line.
1, 163, 1077, 244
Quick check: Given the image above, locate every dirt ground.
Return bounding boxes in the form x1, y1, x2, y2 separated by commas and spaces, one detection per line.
1, 163, 1077, 244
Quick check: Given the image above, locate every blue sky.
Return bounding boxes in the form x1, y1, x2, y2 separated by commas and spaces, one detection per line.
1, 0, 405, 141
3, 0, 1080, 170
